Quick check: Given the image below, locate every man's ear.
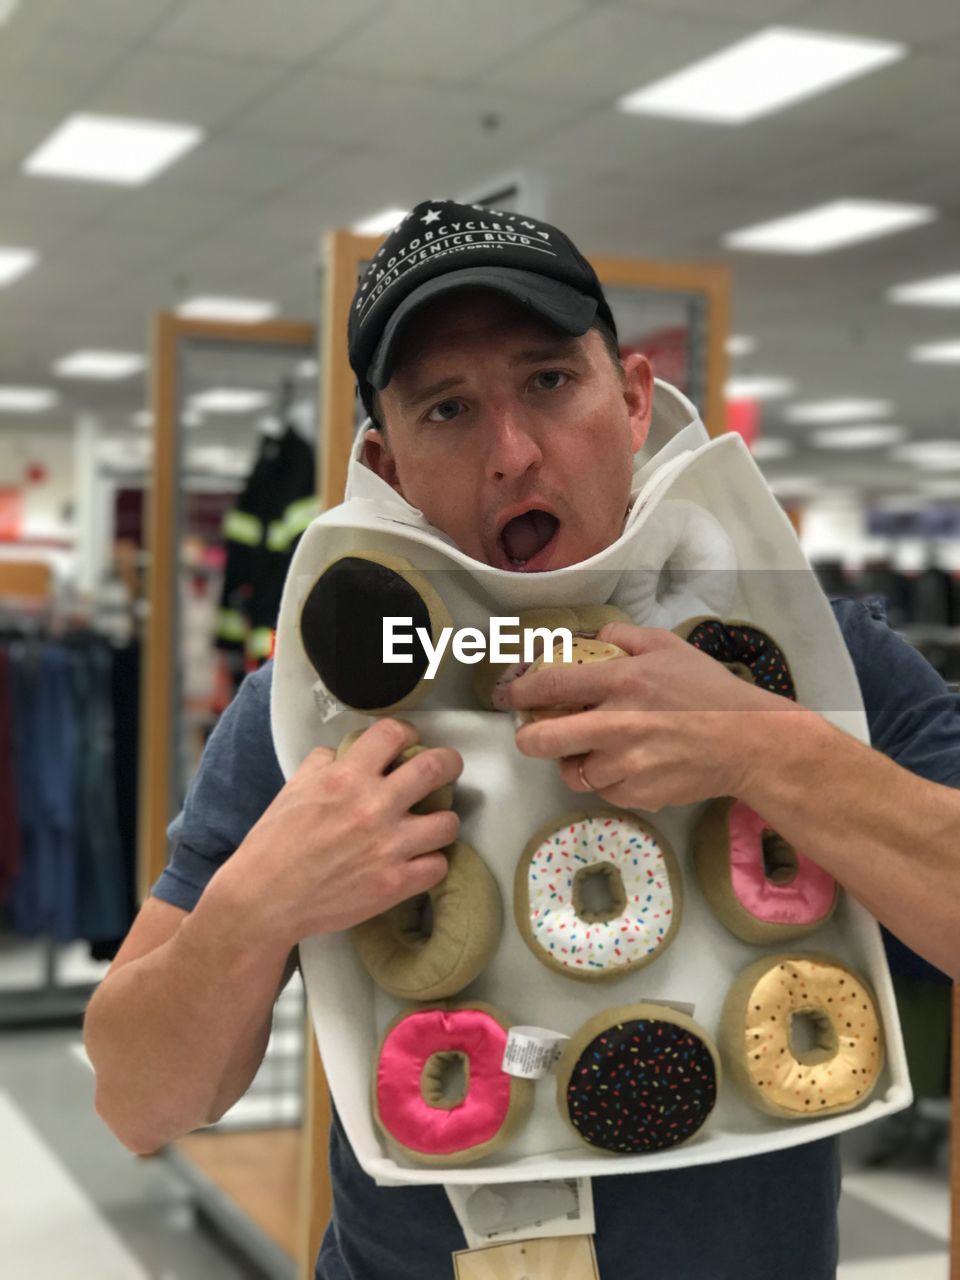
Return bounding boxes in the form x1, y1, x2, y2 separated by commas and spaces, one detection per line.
621, 352, 654, 453
361, 427, 404, 495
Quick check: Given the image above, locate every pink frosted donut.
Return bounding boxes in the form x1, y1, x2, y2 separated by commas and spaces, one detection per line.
694, 798, 839, 944
373, 1004, 533, 1165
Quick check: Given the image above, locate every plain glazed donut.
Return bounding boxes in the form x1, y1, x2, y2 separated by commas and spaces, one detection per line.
514, 811, 682, 980
720, 953, 884, 1119
674, 616, 798, 701
473, 604, 630, 711
556, 1003, 720, 1153
693, 798, 839, 944
373, 1002, 534, 1165
353, 840, 502, 1000
336, 729, 454, 815
299, 550, 451, 714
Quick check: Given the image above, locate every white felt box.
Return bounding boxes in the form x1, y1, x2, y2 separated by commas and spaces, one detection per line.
274, 431, 911, 1187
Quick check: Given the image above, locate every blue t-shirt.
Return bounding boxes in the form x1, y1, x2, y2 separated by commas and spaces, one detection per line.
153, 598, 960, 1280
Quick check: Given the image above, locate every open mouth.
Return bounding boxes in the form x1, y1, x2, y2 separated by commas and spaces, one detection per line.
497, 508, 560, 572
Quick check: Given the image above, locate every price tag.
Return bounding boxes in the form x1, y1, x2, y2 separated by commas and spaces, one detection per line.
312, 677, 344, 723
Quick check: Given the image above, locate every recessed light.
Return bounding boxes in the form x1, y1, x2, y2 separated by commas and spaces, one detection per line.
888, 273, 960, 307
726, 376, 796, 400
749, 438, 794, 461
891, 441, 960, 468
351, 207, 408, 235
617, 27, 904, 125
811, 424, 906, 449
177, 296, 278, 323
785, 398, 892, 423
726, 334, 757, 357
189, 388, 271, 414
724, 200, 936, 254
0, 247, 38, 288
766, 474, 821, 497
910, 339, 960, 363
54, 350, 146, 379
25, 113, 203, 186
0, 386, 59, 412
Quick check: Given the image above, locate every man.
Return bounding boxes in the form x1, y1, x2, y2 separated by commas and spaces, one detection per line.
86, 201, 960, 1279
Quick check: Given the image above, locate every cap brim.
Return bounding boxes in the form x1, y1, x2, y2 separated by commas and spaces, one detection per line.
367, 267, 599, 390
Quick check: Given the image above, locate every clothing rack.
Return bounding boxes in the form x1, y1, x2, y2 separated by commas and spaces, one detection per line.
0, 559, 122, 1028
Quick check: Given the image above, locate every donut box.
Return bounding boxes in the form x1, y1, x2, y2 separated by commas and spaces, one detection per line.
274, 391, 911, 1187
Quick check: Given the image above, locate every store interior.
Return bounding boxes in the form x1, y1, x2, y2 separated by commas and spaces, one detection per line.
0, 1, 957, 1277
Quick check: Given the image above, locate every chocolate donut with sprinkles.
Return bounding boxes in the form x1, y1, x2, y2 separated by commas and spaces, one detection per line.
514, 811, 683, 981
674, 616, 797, 701
556, 1004, 720, 1154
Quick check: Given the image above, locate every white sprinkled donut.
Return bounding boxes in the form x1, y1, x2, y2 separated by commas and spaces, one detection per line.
514, 810, 683, 980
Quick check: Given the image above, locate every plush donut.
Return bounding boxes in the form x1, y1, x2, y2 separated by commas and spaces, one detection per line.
521, 633, 628, 723
693, 798, 839, 944
720, 953, 884, 1119
373, 1002, 534, 1165
299, 550, 451, 714
556, 1003, 720, 1153
674, 616, 797, 701
353, 840, 501, 1000
514, 811, 682, 980
336, 729, 454, 815
473, 604, 630, 711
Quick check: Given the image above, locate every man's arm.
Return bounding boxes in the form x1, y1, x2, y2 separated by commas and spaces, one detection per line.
508, 622, 960, 978
84, 894, 297, 1154
86, 719, 461, 1154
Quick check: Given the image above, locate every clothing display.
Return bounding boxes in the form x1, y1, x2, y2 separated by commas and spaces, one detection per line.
151, 594, 960, 1280
0, 631, 135, 946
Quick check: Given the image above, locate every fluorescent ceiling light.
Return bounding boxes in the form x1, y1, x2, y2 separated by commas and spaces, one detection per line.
189, 388, 270, 414
726, 375, 795, 400
888, 273, 960, 307
785, 397, 892, 424
54, 350, 145, 379
812, 424, 906, 449
24, 113, 203, 186
177, 295, 277, 323
352, 207, 408, 235
891, 441, 960, 469
749, 438, 793, 461
724, 200, 936, 254
910, 339, 960, 363
0, 1, 21, 26
766, 474, 821, 497
617, 27, 904, 125
0, 247, 38, 288
726, 334, 756, 357
0, 386, 59, 412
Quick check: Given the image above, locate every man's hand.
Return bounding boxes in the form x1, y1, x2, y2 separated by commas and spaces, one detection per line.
506, 621, 805, 811
218, 718, 462, 946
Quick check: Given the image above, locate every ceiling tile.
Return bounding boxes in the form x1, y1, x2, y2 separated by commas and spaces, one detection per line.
163, 132, 340, 201
789, 0, 960, 45
0, 174, 116, 244
46, 0, 182, 40
87, 47, 292, 131
327, 0, 589, 85
154, 0, 389, 63
0, 29, 131, 113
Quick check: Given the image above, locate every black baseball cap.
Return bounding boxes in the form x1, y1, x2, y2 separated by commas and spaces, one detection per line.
348, 199, 617, 422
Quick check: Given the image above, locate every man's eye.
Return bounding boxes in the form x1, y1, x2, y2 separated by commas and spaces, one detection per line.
426, 399, 463, 422
532, 370, 568, 391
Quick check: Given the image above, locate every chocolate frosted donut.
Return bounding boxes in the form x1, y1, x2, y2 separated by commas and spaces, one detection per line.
675, 617, 797, 701
556, 1004, 720, 1154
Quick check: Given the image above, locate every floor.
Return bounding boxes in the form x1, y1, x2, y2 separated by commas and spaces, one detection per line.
0, 942, 951, 1278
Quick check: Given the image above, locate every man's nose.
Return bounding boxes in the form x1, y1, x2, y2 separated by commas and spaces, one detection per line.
485, 403, 543, 481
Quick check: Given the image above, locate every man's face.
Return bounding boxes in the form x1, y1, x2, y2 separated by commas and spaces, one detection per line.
363, 291, 653, 571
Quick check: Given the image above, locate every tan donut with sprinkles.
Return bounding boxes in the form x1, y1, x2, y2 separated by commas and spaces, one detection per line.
720, 953, 884, 1119
514, 810, 682, 980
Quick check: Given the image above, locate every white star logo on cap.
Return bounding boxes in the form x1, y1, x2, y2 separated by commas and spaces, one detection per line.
421, 209, 442, 225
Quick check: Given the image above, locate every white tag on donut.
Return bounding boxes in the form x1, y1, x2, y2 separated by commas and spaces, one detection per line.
312, 677, 345, 723
501, 1026, 569, 1079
